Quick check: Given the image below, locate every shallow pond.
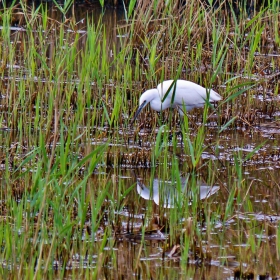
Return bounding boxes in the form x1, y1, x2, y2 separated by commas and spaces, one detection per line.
0, 1, 280, 279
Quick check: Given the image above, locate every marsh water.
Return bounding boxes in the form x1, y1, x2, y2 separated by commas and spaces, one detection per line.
1, 2, 280, 279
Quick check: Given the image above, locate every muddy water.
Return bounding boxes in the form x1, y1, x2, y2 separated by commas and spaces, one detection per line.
1, 2, 280, 279
87, 123, 280, 277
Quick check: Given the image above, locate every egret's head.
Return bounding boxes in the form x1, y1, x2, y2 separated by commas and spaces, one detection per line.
131, 89, 157, 123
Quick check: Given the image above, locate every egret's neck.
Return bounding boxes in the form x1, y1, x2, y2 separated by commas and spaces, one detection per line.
150, 95, 171, 111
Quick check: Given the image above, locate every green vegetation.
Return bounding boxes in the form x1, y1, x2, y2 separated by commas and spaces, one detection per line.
0, 0, 279, 278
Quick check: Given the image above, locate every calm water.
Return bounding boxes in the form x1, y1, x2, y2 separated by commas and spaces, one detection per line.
1, 2, 280, 279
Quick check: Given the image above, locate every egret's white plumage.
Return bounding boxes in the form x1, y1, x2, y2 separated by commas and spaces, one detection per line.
133, 79, 222, 121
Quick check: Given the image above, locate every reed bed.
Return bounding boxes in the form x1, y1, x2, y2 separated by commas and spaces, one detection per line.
0, 0, 280, 278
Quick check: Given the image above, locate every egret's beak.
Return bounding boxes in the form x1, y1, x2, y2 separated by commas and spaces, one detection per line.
131, 100, 147, 123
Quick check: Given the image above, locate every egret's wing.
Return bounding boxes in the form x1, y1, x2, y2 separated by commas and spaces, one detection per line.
157, 80, 176, 95
159, 80, 177, 103
173, 80, 221, 109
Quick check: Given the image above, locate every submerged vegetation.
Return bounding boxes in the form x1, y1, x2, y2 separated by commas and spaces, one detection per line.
0, 0, 280, 278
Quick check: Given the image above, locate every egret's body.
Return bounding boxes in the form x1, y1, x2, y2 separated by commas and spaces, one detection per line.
133, 79, 222, 120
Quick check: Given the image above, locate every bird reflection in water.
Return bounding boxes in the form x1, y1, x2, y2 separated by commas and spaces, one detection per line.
136, 176, 219, 208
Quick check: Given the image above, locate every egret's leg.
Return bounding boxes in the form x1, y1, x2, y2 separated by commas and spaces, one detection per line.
168, 130, 183, 147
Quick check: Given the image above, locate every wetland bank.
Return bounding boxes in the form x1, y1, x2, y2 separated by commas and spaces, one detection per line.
0, 0, 280, 279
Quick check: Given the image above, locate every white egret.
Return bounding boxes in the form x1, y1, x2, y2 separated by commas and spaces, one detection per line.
132, 79, 222, 121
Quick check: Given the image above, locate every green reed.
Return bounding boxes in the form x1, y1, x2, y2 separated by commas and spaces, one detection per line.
0, 0, 280, 278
